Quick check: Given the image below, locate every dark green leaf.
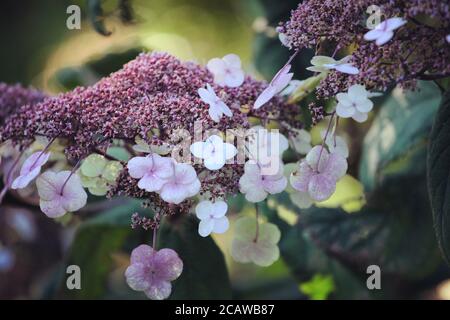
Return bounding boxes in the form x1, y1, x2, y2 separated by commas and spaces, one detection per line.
359, 82, 441, 191
53, 48, 142, 90
428, 90, 450, 265
267, 173, 442, 298
57, 200, 146, 298
87, 0, 112, 36
253, 0, 313, 80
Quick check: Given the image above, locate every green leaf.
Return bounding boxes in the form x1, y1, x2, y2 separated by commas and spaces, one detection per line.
359, 82, 441, 191
267, 174, 442, 298
428, 90, 450, 265
58, 199, 145, 299
299, 274, 335, 300
253, 0, 313, 80
53, 48, 142, 90
158, 215, 232, 299
87, 0, 112, 36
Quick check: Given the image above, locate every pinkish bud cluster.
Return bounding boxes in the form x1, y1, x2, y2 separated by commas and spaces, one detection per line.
279, 0, 450, 97
0, 83, 46, 125
0, 52, 301, 215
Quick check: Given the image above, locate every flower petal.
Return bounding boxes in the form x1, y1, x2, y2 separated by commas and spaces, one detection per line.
212, 216, 229, 234
130, 244, 154, 265
263, 174, 287, 194
308, 174, 336, 202
219, 101, 233, 117
311, 56, 336, 66
208, 104, 222, 122
289, 191, 313, 209
39, 199, 66, 218
356, 99, 373, 113
259, 222, 281, 244
352, 110, 369, 123
348, 84, 368, 100
333, 63, 359, 75
224, 70, 245, 88
306, 146, 329, 172
127, 156, 153, 179
223, 53, 241, 69
254, 86, 277, 109
144, 280, 172, 300
273, 71, 294, 93
324, 153, 348, 180
160, 182, 188, 204
212, 200, 228, 218
375, 31, 394, 46
198, 218, 214, 237
195, 200, 213, 220
137, 174, 167, 192
290, 162, 313, 192
336, 102, 355, 118
11, 151, 50, 189
231, 238, 253, 263
251, 243, 280, 267
336, 93, 352, 106
364, 29, 384, 41
190, 141, 205, 158
125, 263, 151, 291
153, 248, 183, 281
385, 17, 407, 31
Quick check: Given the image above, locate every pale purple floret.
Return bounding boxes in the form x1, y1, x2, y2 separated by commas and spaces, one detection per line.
290, 146, 347, 203
11, 151, 51, 189
127, 154, 174, 192
125, 244, 183, 300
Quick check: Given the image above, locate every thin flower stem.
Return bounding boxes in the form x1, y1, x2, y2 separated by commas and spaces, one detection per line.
334, 116, 340, 147
153, 211, 161, 250
253, 203, 260, 243
0, 149, 25, 204
317, 112, 335, 170
30, 137, 56, 168
153, 225, 158, 250
331, 45, 341, 58
269, 50, 299, 86
60, 158, 82, 195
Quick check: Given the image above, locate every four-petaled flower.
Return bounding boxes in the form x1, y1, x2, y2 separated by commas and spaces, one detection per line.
307, 55, 359, 75
290, 146, 347, 205
335, 84, 377, 123
127, 154, 174, 192
364, 17, 407, 46
239, 161, 287, 203
195, 200, 229, 237
190, 135, 237, 170
254, 64, 293, 109
79, 154, 123, 196
160, 163, 201, 204
198, 84, 233, 122
125, 244, 183, 300
36, 171, 88, 218
231, 217, 280, 267
207, 54, 245, 88
11, 151, 51, 189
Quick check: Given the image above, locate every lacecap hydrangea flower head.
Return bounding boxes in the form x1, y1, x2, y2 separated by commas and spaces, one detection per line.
0, 52, 308, 300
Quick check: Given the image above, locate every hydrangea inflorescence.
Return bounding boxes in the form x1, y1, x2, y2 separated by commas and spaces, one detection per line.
278, 0, 450, 96
0, 52, 308, 299
2, 0, 447, 298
